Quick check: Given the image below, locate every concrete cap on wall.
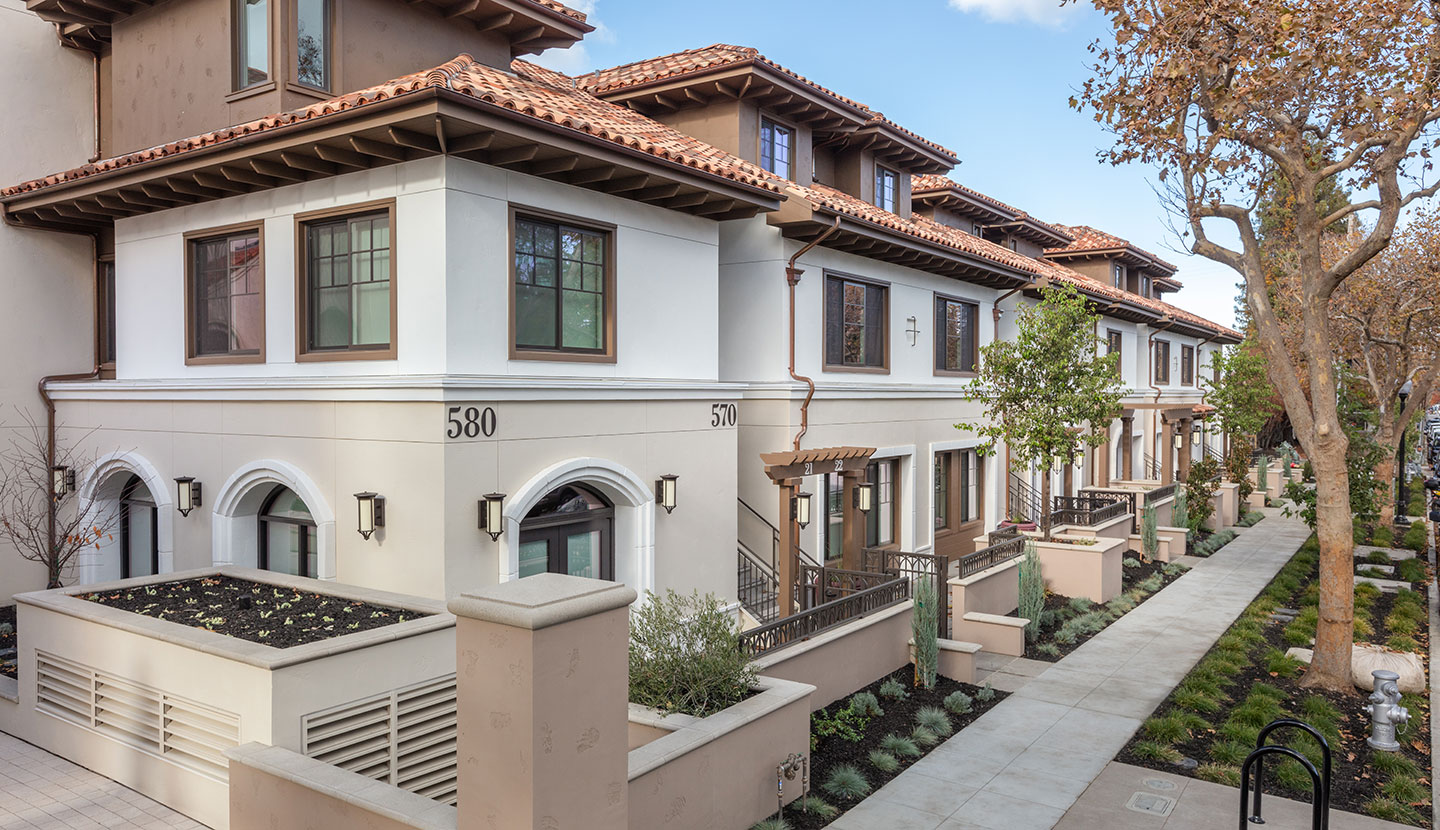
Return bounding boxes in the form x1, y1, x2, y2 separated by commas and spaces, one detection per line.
447, 573, 637, 630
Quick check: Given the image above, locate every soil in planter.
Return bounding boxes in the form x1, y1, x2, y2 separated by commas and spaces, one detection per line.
82, 575, 429, 648
762, 666, 1007, 829
0, 604, 15, 679
1117, 536, 1433, 827
1024, 557, 1190, 663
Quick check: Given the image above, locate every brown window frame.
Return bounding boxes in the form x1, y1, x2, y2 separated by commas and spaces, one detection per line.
933, 452, 951, 533
97, 256, 117, 376
759, 115, 796, 180
232, 0, 273, 92
508, 205, 618, 364
290, 0, 335, 94
874, 165, 898, 212
865, 457, 901, 549
1181, 344, 1195, 386
295, 199, 398, 362
823, 272, 889, 373
184, 222, 266, 365
934, 293, 980, 377
1111, 263, 1126, 289
1154, 339, 1171, 384
1106, 329, 1123, 377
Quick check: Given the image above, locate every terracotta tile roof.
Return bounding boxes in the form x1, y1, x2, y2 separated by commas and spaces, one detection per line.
862, 114, 957, 161
2, 55, 781, 200
911, 174, 1023, 217
530, 0, 588, 22
1049, 224, 1180, 274
577, 44, 872, 114
1036, 258, 1240, 340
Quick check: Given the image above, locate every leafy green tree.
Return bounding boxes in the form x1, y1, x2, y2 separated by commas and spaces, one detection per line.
960, 284, 1124, 540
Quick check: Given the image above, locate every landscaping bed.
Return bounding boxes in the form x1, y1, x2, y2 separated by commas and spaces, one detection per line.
0, 604, 14, 679
1027, 557, 1190, 661
81, 575, 428, 648
1117, 534, 1434, 827
758, 666, 1007, 829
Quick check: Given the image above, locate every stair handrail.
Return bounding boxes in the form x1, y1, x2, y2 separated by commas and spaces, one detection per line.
738, 497, 817, 568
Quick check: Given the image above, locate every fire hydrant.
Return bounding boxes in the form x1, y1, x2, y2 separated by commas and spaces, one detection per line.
1364, 669, 1410, 752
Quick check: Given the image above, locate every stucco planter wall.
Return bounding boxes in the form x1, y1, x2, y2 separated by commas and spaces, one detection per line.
1027, 534, 1127, 603
1156, 526, 1189, 561
1059, 512, 1136, 546
7, 568, 453, 830
627, 676, 813, 830
1219, 482, 1240, 526
750, 600, 912, 711
949, 557, 1021, 619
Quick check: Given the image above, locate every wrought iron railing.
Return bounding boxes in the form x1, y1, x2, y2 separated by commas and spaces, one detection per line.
737, 544, 778, 624
1050, 493, 1131, 527
739, 575, 911, 658
1007, 472, 1044, 523
958, 532, 1028, 579
987, 524, 1023, 546
860, 548, 952, 638
1142, 452, 1163, 480
1147, 483, 1179, 502
798, 565, 894, 609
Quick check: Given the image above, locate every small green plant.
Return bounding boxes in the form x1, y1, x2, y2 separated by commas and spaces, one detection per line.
878, 678, 909, 701
1363, 797, 1425, 826
849, 691, 883, 718
1396, 557, 1426, 583
915, 706, 953, 737
1386, 634, 1419, 652
878, 733, 921, 758
1067, 596, 1095, 614
1262, 648, 1303, 678
793, 796, 839, 820
1209, 741, 1251, 765
1380, 775, 1428, 804
750, 817, 792, 830
1141, 503, 1159, 562
1371, 525, 1394, 547
1036, 642, 1062, 657
1143, 713, 1192, 744
868, 750, 899, 773
1172, 491, 1190, 532
943, 690, 972, 714
912, 576, 939, 689
976, 682, 995, 702
628, 589, 756, 717
0, 623, 13, 637
1369, 750, 1420, 778
811, 705, 870, 745
1196, 763, 1241, 787
1132, 740, 1183, 763
1124, 556, 1142, 568
1399, 523, 1426, 551
910, 725, 939, 747
1018, 543, 1044, 642
821, 764, 871, 800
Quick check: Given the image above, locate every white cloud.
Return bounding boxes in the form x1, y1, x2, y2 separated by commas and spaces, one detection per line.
530, 0, 614, 76
946, 0, 1081, 26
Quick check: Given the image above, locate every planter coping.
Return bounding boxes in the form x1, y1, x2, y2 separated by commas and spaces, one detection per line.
1026, 535, 1126, 553
749, 600, 913, 671
447, 572, 636, 630
626, 674, 815, 780
0, 674, 16, 704
226, 742, 457, 830
15, 567, 454, 670
949, 555, 1021, 588
962, 612, 1029, 628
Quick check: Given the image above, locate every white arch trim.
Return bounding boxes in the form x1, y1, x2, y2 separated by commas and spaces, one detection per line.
77, 451, 175, 584
500, 457, 654, 597
211, 459, 337, 580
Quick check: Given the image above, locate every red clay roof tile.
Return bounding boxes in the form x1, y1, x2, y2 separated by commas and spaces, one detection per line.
1049, 223, 1180, 275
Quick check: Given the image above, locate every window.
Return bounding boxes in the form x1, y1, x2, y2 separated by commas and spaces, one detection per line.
935, 450, 981, 534
295, 0, 330, 89
1107, 329, 1122, 376
865, 459, 898, 548
518, 484, 614, 581
1112, 263, 1126, 289
1181, 345, 1195, 385
259, 486, 316, 577
119, 475, 158, 579
823, 473, 844, 562
1140, 275, 1153, 298
960, 451, 979, 523
759, 117, 794, 179
187, 227, 263, 361
98, 259, 116, 367
234, 0, 269, 89
934, 454, 950, 531
935, 296, 978, 374
972, 222, 984, 237
513, 215, 611, 357
1154, 339, 1171, 383
299, 205, 394, 358
874, 165, 898, 212
825, 275, 887, 370
1009, 238, 1019, 252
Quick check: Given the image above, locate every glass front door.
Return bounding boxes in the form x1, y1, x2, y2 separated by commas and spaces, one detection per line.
518, 484, 614, 580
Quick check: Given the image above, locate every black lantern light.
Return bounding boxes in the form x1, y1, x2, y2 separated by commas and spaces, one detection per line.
51, 465, 74, 499
478, 493, 506, 541
792, 492, 813, 529
655, 475, 678, 514
174, 477, 202, 517
853, 482, 874, 513
354, 492, 385, 540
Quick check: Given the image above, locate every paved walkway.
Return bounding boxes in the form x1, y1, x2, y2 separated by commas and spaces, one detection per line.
0, 731, 207, 830
831, 508, 1313, 830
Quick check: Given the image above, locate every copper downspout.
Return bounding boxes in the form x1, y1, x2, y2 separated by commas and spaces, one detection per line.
89, 52, 101, 163
786, 216, 841, 452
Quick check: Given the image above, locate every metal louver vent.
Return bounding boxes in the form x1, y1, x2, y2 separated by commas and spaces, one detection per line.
302, 674, 457, 805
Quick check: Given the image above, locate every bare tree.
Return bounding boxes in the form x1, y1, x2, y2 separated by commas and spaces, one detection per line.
0, 411, 118, 589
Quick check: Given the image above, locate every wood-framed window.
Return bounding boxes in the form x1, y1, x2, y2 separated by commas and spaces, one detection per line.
1140, 275, 1153, 298
185, 224, 264, 364
865, 458, 899, 548
233, 0, 270, 90
934, 453, 950, 532
1106, 329, 1123, 377
258, 485, 317, 578
98, 258, 116, 371
1154, 339, 1171, 384
511, 209, 615, 362
934, 295, 979, 376
294, 0, 331, 90
1181, 344, 1195, 385
760, 116, 794, 179
296, 201, 396, 361
874, 165, 898, 212
824, 273, 888, 372
1112, 263, 1126, 289
971, 222, 984, 237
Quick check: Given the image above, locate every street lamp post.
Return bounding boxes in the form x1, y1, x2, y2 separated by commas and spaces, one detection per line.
1396, 380, 1413, 526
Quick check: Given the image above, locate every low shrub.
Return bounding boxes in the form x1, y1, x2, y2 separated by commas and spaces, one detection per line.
1400, 523, 1427, 551
943, 690, 973, 714
867, 750, 898, 773
821, 764, 871, 799
1144, 712, 1207, 744
1210, 740, 1251, 765
629, 589, 756, 717
1068, 596, 1096, 614
1387, 634, 1420, 652
1364, 797, 1425, 826
849, 691, 883, 718
793, 796, 839, 820
976, 683, 996, 702
751, 817, 792, 830
878, 678, 909, 701
1380, 775, 1429, 804
1197, 763, 1241, 787
877, 733, 920, 758
910, 725, 939, 747
1036, 642, 1062, 657
1174, 685, 1223, 713
915, 706, 953, 737
1124, 556, 1143, 569
1396, 558, 1426, 583
1369, 750, 1420, 779
1263, 648, 1304, 678
1371, 525, 1394, 547
811, 704, 870, 746
1135, 574, 1164, 593
1132, 740, 1182, 763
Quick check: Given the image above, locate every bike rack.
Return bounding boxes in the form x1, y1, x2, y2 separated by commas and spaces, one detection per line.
1239, 719, 1331, 830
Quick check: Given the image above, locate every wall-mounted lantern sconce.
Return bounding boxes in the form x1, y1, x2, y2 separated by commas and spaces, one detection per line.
51, 465, 75, 499
853, 482, 874, 513
1172, 432, 1184, 450
478, 493, 506, 541
174, 477, 202, 517
1072, 449, 1085, 469
1191, 422, 1203, 446
655, 475, 678, 514
792, 492, 813, 529
354, 492, 385, 540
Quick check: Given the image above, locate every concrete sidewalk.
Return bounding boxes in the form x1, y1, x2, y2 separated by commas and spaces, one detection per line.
830, 508, 1312, 830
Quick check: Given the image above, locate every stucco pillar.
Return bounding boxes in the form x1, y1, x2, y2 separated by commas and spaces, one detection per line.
1120, 415, 1134, 481
449, 574, 636, 830
1178, 417, 1193, 482
1162, 419, 1176, 484
1099, 435, 1112, 488
842, 471, 864, 571
777, 481, 797, 618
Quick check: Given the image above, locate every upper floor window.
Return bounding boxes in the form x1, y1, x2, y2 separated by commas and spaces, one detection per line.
299, 204, 394, 359
971, 222, 984, 238
1154, 339, 1171, 384
98, 259, 116, 368
1181, 345, 1195, 385
1008, 238, 1019, 252
234, 0, 270, 90
296, 0, 330, 90
187, 226, 264, 362
825, 275, 887, 371
1106, 329, 1122, 376
1111, 263, 1126, 289
513, 214, 613, 359
1140, 275, 1153, 298
874, 166, 898, 212
935, 296, 978, 375
759, 117, 794, 179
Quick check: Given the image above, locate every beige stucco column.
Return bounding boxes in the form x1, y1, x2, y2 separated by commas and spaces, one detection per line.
1178, 417, 1193, 481
449, 574, 637, 830
1161, 419, 1176, 484
1120, 414, 1134, 481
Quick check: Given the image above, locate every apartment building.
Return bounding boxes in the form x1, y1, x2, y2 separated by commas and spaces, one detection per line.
0, 11, 1238, 618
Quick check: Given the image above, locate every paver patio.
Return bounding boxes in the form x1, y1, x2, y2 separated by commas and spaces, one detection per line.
831, 508, 1313, 830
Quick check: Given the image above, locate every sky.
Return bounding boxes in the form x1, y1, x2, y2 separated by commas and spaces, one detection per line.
532, 0, 1245, 329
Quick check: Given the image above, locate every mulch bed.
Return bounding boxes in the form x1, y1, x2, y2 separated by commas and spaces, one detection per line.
1026, 556, 1190, 662
82, 575, 428, 648
1117, 535, 1434, 827
770, 665, 1007, 829
0, 604, 15, 679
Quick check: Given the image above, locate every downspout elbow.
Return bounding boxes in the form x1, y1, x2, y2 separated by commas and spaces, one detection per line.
787, 216, 841, 452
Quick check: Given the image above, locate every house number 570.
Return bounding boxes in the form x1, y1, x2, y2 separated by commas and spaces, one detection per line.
710, 403, 737, 427
447, 406, 497, 439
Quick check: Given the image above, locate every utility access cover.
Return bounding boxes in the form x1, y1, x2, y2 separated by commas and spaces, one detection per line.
1125, 791, 1176, 817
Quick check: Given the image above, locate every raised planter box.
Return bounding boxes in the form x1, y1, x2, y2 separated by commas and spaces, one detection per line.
1156, 526, 1189, 561
1026, 534, 1128, 603
955, 612, 1028, 656
949, 555, 1021, 618
749, 600, 912, 711
627, 676, 813, 830
8, 567, 454, 830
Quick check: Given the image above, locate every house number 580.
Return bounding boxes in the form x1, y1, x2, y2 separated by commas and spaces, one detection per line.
447, 406, 497, 439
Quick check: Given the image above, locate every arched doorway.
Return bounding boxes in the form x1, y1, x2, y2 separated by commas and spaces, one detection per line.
118, 474, 159, 579
518, 484, 614, 580
258, 486, 318, 577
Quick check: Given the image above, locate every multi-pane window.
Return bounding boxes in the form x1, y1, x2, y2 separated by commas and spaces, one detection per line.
960, 450, 978, 523
190, 230, 262, 359
304, 210, 392, 353
1112, 263, 1126, 289
1106, 329, 1122, 377
1140, 275, 1153, 297
98, 260, 116, 366
874, 166, 898, 212
759, 117, 794, 179
934, 453, 950, 531
1181, 345, 1195, 385
935, 450, 981, 534
514, 217, 609, 354
935, 297, 978, 373
865, 459, 897, 548
1154, 339, 1171, 383
825, 275, 886, 369
234, 0, 269, 89
296, 0, 330, 89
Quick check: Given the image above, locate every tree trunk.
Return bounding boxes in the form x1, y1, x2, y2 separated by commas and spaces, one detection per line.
1041, 467, 1053, 542
1376, 418, 1396, 527
1303, 436, 1356, 693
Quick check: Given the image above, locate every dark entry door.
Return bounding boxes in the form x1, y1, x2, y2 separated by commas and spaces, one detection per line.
518, 484, 615, 580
